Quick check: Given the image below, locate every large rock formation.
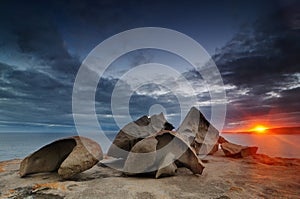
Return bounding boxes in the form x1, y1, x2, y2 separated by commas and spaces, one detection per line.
123, 130, 205, 178
177, 107, 219, 155
107, 113, 174, 159
19, 136, 103, 179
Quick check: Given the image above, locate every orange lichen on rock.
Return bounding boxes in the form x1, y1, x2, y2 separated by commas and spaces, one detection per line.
0, 159, 21, 172
253, 154, 300, 166
0, 166, 5, 172
1, 189, 16, 198
0, 162, 7, 172
9, 189, 16, 194
32, 183, 66, 191
229, 186, 243, 192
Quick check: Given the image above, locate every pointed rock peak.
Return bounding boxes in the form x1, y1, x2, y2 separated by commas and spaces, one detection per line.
185, 107, 210, 125
134, 115, 150, 126
157, 112, 166, 120
150, 112, 168, 132
150, 112, 166, 123
190, 106, 199, 112
177, 107, 219, 155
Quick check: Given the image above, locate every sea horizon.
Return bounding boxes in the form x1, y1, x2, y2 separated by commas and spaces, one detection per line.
222, 126, 300, 134
1, 131, 300, 162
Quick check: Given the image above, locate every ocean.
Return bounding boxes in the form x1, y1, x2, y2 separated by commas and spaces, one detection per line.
0, 132, 300, 161
222, 133, 300, 159
0, 132, 116, 162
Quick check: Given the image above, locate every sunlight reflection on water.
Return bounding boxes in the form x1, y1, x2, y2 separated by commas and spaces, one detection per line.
222, 134, 300, 158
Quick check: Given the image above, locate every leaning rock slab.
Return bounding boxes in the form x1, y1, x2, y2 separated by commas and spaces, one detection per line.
20, 136, 103, 179
177, 107, 219, 155
221, 142, 258, 158
107, 113, 174, 159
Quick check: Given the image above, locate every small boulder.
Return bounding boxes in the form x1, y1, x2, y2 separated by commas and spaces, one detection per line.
20, 136, 103, 179
221, 142, 258, 158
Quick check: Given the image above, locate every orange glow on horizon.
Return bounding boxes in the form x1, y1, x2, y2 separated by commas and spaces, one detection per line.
250, 125, 269, 134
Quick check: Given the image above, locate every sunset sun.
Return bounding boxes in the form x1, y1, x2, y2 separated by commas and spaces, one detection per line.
251, 125, 268, 133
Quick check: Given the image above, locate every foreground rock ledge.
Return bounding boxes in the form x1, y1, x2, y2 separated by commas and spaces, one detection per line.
19, 136, 103, 179
1, 152, 300, 199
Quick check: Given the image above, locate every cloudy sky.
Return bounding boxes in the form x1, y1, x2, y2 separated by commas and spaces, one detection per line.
0, 0, 299, 133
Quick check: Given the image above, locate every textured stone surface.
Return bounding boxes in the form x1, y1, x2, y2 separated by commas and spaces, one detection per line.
155, 153, 177, 179
123, 137, 158, 174
177, 107, 219, 155
19, 139, 76, 177
123, 130, 204, 177
155, 131, 205, 175
107, 113, 173, 159
58, 137, 103, 179
218, 136, 229, 144
20, 136, 103, 179
2, 153, 300, 199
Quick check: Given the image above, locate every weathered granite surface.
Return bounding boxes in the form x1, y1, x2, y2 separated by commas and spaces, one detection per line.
177, 107, 219, 155
1, 150, 300, 199
107, 113, 174, 159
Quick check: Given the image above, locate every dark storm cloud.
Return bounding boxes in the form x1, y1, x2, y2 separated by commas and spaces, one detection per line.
0, 1, 81, 130
0, 0, 299, 132
212, 4, 300, 128
0, 0, 160, 132
0, 61, 74, 126
13, 15, 80, 75
0, 1, 81, 73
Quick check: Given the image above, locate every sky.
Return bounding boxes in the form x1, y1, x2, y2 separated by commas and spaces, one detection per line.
0, 0, 299, 133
